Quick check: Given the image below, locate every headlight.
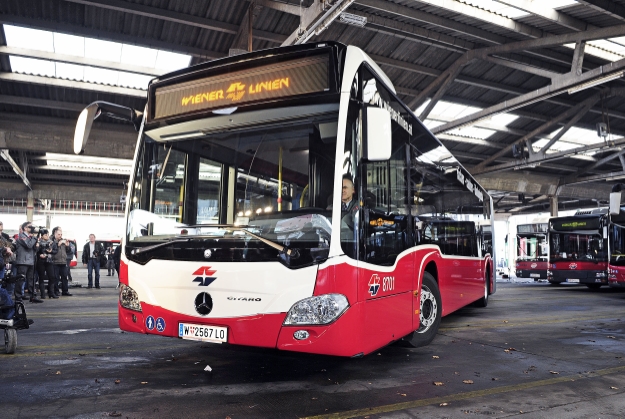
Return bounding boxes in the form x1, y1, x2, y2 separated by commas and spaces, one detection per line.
119, 284, 142, 312
283, 294, 349, 325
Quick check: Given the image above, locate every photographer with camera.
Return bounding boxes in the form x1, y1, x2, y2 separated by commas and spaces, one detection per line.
0, 221, 15, 286
82, 234, 104, 289
15, 221, 42, 303
36, 229, 59, 299
51, 227, 72, 297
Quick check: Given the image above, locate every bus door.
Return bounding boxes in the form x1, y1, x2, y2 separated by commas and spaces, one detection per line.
356, 66, 415, 342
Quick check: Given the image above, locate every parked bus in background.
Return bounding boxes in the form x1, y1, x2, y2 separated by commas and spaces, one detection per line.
73, 42, 495, 357
515, 217, 549, 280
548, 209, 608, 289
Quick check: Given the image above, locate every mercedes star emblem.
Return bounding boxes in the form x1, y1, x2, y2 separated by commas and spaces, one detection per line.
194, 292, 213, 316
204, 249, 212, 259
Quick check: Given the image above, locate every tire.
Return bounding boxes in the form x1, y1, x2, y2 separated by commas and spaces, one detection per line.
586, 284, 602, 290
4, 328, 17, 354
474, 272, 490, 308
549, 281, 561, 286
401, 272, 442, 348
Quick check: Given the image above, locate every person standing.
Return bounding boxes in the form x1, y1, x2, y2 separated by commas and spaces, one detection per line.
106, 246, 114, 276
66, 239, 76, 283
36, 230, 58, 299
82, 234, 104, 289
113, 243, 121, 278
15, 221, 42, 303
0, 221, 15, 295
51, 227, 72, 297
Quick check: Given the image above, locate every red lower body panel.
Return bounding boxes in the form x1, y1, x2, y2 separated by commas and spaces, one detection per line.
119, 292, 414, 357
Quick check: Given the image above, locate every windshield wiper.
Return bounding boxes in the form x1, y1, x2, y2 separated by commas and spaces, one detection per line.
181, 224, 299, 258
130, 237, 191, 255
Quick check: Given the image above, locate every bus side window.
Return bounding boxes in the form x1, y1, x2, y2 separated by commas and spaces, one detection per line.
364, 211, 408, 266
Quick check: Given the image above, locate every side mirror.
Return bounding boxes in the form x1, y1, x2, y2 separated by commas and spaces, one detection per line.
364, 106, 392, 161
74, 101, 143, 155
74, 103, 99, 154
610, 190, 622, 215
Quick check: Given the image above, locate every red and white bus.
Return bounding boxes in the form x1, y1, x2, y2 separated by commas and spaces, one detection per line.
607, 211, 625, 287
548, 209, 608, 289
515, 218, 548, 280
74, 42, 494, 357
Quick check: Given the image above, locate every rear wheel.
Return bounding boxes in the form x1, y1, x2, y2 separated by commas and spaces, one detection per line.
4, 328, 17, 354
401, 272, 442, 348
586, 284, 602, 290
549, 281, 561, 286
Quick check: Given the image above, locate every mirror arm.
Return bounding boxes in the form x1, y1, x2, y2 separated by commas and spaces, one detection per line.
92, 101, 143, 131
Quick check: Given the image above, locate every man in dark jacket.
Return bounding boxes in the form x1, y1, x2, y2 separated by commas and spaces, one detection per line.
51, 226, 72, 296
82, 234, 104, 289
15, 221, 42, 303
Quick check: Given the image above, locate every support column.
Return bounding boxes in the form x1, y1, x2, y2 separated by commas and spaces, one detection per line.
26, 190, 34, 222
549, 196, 558, 217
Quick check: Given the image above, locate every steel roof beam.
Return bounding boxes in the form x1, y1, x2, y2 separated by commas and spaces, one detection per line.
482, 56, 560, 79
344, 10, 472, 52
355, 0, 505, 45
570, 149, 625, 179
577, 0, 625, 22
473, 134, 625, 176
0, 15, 226, 60
0, 46, 162, 76
257, 0, 302, 15
470, 23, 625, 58
494, 0, 590, 31
472, 92, 608, 172
0, 148, 31, 190
62, 0, 286, 44
431, 58, 625, 135
413, 0, 545, 38
0, 95, 84, 112
0, 73, 147, 98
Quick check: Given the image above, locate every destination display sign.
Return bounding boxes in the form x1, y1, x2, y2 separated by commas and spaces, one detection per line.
153, 54, 330, 120
517, 223, 548, 233
551, 217, 601, 231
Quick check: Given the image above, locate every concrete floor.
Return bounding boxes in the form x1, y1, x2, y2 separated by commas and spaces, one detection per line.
3, 270, 625, 418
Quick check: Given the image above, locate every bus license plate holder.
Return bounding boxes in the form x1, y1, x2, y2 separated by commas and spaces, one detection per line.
567, 278, 580, 283
178, 323, 227, 343
530, 273, 540, 278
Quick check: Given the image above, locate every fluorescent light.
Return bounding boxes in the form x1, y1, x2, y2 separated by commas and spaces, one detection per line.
568, 71, 625, 94
339, 13, 367, 27
606, 174, 625, 181
44, 153, 133, 174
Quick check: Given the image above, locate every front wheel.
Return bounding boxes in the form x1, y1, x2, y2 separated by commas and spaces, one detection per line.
401, 272, 442, 348
586, 284, 602, 290
4, 328, 17, 354
474, 272, 490, 308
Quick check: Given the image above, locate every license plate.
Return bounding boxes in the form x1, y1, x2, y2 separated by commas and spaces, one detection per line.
178, 323, 227, 343
567, 278, 580, 283
530, 273, 540, 278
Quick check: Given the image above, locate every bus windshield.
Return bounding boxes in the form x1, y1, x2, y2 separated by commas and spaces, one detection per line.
550, 232, 606, 262
517, 234, 547, 262
611, 223, 625, 266
127, 106, 338, 265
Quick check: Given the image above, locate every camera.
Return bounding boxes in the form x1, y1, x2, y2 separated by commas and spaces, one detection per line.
26, 226, 46, 236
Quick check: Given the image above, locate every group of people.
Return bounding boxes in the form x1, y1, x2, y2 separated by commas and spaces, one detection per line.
0, 221, 76, 303
0, 221, 120, 305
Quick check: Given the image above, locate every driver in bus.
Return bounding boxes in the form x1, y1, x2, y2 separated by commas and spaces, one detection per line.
341, 174, 358, 230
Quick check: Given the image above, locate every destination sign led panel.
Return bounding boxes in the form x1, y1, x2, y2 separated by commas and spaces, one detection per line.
551, 217, 601, 231
517, 223, 548, 233
153, 54, 329, 120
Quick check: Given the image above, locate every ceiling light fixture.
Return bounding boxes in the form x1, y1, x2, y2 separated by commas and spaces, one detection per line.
568, 71, 625, 94
339, 13, 367, 27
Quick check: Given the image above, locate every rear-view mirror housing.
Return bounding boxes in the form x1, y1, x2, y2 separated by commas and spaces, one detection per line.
363, 106, 392, 161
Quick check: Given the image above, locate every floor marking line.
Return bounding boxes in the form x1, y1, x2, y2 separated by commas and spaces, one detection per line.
439, 314, 620, 331
302, 365, 625, 419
